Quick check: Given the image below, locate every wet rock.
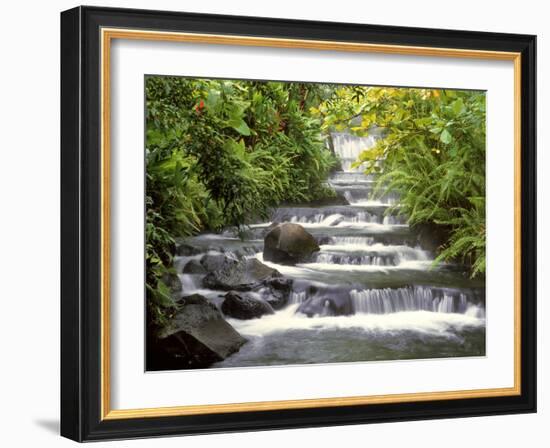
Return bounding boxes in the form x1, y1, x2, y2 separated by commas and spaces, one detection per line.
221, 291, 274, 319
202, 257, 282, 291
263, 223, 320, 265
200, 253, 236, 272
315, 236, 333, 246
182, 259, 206, 274
290, 191, 349, 207
146, 294, 247, 371
297, 295, 353, 317
234, 246, 261, 258
413, 222, 451, 254
260, 277, 293, 310
279, 191, 350, 207
161, 272, 182, 294
176, 243, 203, 256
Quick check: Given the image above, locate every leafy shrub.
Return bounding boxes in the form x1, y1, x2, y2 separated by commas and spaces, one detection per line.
145, 77, 337, 324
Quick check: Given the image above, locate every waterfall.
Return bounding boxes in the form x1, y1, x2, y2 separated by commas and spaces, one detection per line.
312, 244, 428, 267
331, 132, 378, 172
257, 132, 483, 320
288, 291, 308, 304
330, 236, 375, 246
272, 206, 385, 226
174, 128, 485, 369
178, 273, 202, 294
286, 284, 482, 317
350, 286, 474, 315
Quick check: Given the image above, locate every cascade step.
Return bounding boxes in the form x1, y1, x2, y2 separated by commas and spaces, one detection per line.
288, 283, 485, 317
312, 245, 429, 266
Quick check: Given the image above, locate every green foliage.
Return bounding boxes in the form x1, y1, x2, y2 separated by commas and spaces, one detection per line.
145, 77, 337, 324
317, 87, 486, 277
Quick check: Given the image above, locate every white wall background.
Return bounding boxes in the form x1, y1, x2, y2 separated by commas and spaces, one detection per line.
0, 0, 546, 446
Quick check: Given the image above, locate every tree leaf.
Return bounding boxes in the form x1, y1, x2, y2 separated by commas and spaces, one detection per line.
229, 119, 251, 136
451, 98, 465, 115
440, 129, 452, 144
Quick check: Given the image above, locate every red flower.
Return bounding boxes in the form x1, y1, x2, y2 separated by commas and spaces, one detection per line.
195, 99, 205, 114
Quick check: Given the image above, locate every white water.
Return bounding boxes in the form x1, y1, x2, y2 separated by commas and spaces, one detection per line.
331, 132, 378, 172
331, 236, 375, 245
228, 304, 484, 339
350, 287, 471, 314
256, 252, 433, 273
296, 221, 409, 232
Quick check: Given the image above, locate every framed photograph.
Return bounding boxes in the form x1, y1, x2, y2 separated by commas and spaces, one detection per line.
60, 6, 536, 442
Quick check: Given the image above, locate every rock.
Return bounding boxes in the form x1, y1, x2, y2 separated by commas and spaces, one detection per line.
202, 257, 282, 291
298, 192, 350, 207
260, 277, 293, 310
263, 223, 320, 265
297, 295, 353, 317
316, 236, 334, 246
234, 246, 261, 258
176, 243, 202, 256
146, 294, 247, 371
221, 291, 274, 319
176, 294, 211, 306
182, 259, 206, 274
413, 222, 451, 254
200, 253, 236, 272
161, 272, 182, 294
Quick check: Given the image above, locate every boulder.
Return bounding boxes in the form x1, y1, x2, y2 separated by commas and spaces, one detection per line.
297, 295, 353, 317
202, 257, 282, 291
263, 223, 320, 265
182, 259, 206, 274
221, 291, 274, 319
146, 294, 246, 371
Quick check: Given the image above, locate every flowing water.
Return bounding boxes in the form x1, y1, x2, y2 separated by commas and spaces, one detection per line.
177, 132, 486, 368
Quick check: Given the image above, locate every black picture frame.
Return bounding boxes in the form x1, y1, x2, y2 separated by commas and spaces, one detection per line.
61, 5, 536, 442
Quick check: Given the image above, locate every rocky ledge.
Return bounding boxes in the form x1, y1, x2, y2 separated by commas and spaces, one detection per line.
146, 294, 247, 371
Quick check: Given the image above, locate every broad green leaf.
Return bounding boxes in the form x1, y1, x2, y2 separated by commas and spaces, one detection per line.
451, 98, 465, 115
228, 119, 251, 136
440, 129, 452, 144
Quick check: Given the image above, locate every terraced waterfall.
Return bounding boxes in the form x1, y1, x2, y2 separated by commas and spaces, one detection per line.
175, 132, 486, 367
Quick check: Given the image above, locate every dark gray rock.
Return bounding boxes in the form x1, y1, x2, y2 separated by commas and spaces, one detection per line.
221, 291, 274, 319
183, 259, 206, 274
147, 294, 246, 370
297, 295, 353, 317
176, 243, 203, 256
200, 253, 236, 272
260, 277, 293, 310
202, 257, 282, 291
263, 223, 320, 265
413, 222, 451, 254
161, 272, 182, 294
285, 191, 349, 207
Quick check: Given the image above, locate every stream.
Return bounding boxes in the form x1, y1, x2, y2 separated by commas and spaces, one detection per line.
175, 132, 486, 368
